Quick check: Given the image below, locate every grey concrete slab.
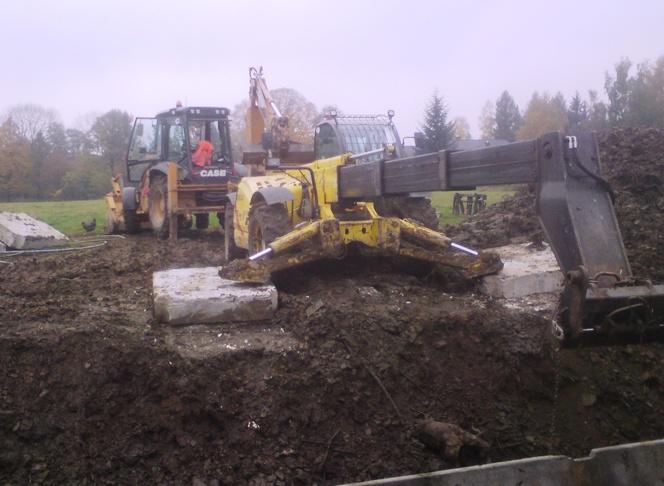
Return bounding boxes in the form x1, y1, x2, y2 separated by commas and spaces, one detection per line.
153, 267, 278, 325
480, 243, 563, 299
0, 212, 68, 250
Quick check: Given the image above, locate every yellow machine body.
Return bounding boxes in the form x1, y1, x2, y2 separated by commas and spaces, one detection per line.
224, 153, 501, 283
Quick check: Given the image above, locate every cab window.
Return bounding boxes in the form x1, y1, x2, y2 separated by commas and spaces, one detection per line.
127, 118, 161, 182
128, 118, 160, 162
315, 123, 340, 159
167, 121, 186, 160
188, 119, 231, 166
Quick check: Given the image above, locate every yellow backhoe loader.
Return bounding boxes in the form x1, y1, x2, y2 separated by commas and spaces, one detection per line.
105, 105, 233, 239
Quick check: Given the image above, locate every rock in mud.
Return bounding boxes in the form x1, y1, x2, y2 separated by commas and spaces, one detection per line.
415, 419, 490, 466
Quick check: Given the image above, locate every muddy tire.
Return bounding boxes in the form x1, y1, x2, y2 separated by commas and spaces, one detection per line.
247, 202, 292, 257
148, 175, 169, 239
195, 213, 209, 230
123, 210, 139, 234
224, 204, 245, 261
375, 196, 440, 230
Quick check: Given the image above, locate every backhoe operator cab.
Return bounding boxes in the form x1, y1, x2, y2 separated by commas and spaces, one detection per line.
314, 112, 404, 162
127, 106, 233, 186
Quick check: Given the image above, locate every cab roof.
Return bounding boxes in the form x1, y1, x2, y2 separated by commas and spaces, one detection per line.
155, 106, 230, 119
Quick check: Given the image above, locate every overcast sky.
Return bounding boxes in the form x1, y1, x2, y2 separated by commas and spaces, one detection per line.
1, 0, 663, 136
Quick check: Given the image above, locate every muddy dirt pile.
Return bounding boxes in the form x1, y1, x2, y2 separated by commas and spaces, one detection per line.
1, 233, 663, 485
446, 127, 664, 281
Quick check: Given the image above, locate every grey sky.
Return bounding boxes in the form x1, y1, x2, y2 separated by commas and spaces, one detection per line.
2, 0, 663, 137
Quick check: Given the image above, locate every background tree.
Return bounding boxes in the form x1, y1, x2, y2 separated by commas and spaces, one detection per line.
586, 90, 609, 130
54, 155, 109, 200
0, 118, 32, 201
90, 110, 132, 175
30, 131, 50, 198
2, 103, 59, 142
624, 58, 664, 127
65, 128, 93, 156
478, 101, 496, 139
452, 116, 471, 139
605, 58, 632, 127
270, 88, 318, 144
494, 91, 521, 141
421, 92, 455, 151
516, 92, 568, 140
567, 91, 588, 132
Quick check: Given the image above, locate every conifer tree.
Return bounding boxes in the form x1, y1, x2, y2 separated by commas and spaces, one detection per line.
494, 91, 522, 141
421, 92, 455, 151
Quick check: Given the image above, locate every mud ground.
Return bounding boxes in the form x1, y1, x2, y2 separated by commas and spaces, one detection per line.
1, 128, 664, 485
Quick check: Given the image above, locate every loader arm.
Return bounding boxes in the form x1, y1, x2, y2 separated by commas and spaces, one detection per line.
336, 132, 664, 344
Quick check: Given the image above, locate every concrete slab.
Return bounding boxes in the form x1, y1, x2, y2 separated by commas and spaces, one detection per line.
0, 212, 68, 250
153, 267, 278, 325
480, 243, 563, 299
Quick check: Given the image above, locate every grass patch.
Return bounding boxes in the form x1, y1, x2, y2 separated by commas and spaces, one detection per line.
0, 199, 107, 236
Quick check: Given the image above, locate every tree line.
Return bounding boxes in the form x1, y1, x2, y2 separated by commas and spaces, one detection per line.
1, 55, 662, 201
0, 105, 131, 202
419, 55, 664, 151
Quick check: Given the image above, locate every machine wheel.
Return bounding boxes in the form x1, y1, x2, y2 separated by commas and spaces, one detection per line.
224, 204, 245, 261
148, 174, 169, 239
247, 202, 292, 257
195, 213, 209, 230
123, 209, 139, 234
375, 196, 440, 230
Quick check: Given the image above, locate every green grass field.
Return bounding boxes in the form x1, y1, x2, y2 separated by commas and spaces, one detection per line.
0, 199, 108, 236
0, 187, 515, 237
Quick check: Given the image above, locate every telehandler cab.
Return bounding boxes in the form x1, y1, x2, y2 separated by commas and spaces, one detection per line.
105, 105, 234, 239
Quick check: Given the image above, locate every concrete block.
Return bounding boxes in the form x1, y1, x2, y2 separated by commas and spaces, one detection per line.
480, 243, 563, 299
153, 267, 278, 325
0, 212, 68, 250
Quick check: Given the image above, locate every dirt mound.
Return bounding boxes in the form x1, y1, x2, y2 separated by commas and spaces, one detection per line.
1, 234, 663, 485
445, 128, 664, 281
